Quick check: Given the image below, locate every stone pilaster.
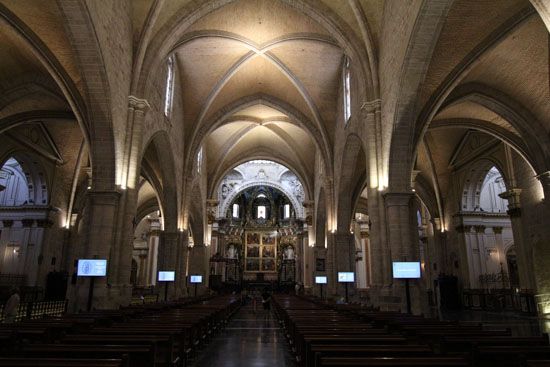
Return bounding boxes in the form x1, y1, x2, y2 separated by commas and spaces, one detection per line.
499, 188, 534, 289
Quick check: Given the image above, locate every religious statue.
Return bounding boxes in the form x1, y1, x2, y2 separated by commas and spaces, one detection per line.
221, 184, 229, 199
227, 244, 238, 259
283, 245, 295, 260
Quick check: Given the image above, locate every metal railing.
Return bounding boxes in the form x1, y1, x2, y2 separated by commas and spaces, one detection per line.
0, 299, 68, 323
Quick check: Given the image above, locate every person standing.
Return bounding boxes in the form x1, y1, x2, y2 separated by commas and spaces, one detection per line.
3, 287, 20, 323
261, 288, 271, 314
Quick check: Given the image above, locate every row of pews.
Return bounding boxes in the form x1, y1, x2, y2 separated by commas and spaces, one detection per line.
273, 295, 550, 367
0, 295, 240, 367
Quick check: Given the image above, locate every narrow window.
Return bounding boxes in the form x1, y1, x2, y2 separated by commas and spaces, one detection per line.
232, 204, 239, 218
164, 56, 175, 118
343, 56, 351, 122
284, 204, 290, 219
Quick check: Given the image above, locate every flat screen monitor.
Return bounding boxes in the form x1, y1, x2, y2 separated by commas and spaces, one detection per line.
77, 259, 107, 277
337, 272, 355, 283
392, 262, 421, 279
315, 276, 327, 284
189, 275, 203, 284
158, 271, 175, 282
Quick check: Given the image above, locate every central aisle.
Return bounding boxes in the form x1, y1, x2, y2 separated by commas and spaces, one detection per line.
193, 303, 295, 367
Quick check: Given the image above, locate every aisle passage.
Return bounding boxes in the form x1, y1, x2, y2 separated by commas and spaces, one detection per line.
192, 304, 294, 367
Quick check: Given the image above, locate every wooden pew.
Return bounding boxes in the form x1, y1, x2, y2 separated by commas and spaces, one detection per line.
0, 358, 123, 367
311, 345, 434, 367
318, 357, 470, 366
10, 344, 152, 367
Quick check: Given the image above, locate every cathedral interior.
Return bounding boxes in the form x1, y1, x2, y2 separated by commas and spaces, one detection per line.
0, 0, 550, 365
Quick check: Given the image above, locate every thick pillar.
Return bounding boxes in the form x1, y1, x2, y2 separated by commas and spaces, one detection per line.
188, 243, 208, 296
383, 192, 425, 314
158, 231, 180, 299
333, 231, 355, 298
175, 231, 189, 297
109, 96, 150, 305
455, 224, 474, 287
499, 188, 534, 289
533, 173, 550, 317
72, 190, 121, 311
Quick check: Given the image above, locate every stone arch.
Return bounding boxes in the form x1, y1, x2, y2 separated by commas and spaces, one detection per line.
413, 174, 440, 221
436, 84, 550, 174
219, 181, 304, 219
0, 151, 49, 206
210, 155, 311, 203
187, 93, 332, 180
336, 134, 367, 232
133, 0, 377, 103
140, 131, 178, 232
135, 197, 161, 227
387, 0, 455, 192
0, 2, 116, 191
531, 0, 550, 31
461, 158, 507, 212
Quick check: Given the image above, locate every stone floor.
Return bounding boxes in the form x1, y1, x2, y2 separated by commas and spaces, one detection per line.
191, 304, 295, 367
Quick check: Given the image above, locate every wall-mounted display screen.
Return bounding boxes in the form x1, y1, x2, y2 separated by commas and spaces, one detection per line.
189, 275, 203, 283
392, 262, 421, 279
158, 271, 175, 282
337, 272, 355, 283
77, 259, 107, 277
315, 276, 327, 284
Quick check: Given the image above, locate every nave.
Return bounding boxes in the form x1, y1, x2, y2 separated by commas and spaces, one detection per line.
192, 304, 294, 367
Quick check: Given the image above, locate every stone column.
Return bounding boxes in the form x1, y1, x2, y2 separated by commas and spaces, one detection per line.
157, 231, 180, 300
499, 188, 534, 289
19, 219, 35, 281
366, 187, 391, 304
109, 96, 150, 305
492, 226, 504, 272
455, 224, 473, 287
146, 228, 160, 285
72, 190, 121, 311
175, 230, 189, 297
533, 173, 550, 316
383, 192, 424, 314
188, 243, 208, 296
34, 218, 55, 288
296, 229, 304, 285
474, 225, 487, 277
333, 231, 354, 297
359, 220, 371, 287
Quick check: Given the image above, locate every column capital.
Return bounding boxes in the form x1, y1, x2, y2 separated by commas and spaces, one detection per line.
455, 224, 472, 233
21, 219, 35, 228
499, 188, 522, 209
128, 95, 150, 112
536, 171, 550, 185
474, 225, 486, 233
2, 219, 14, 228
492, 226, 503, 234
